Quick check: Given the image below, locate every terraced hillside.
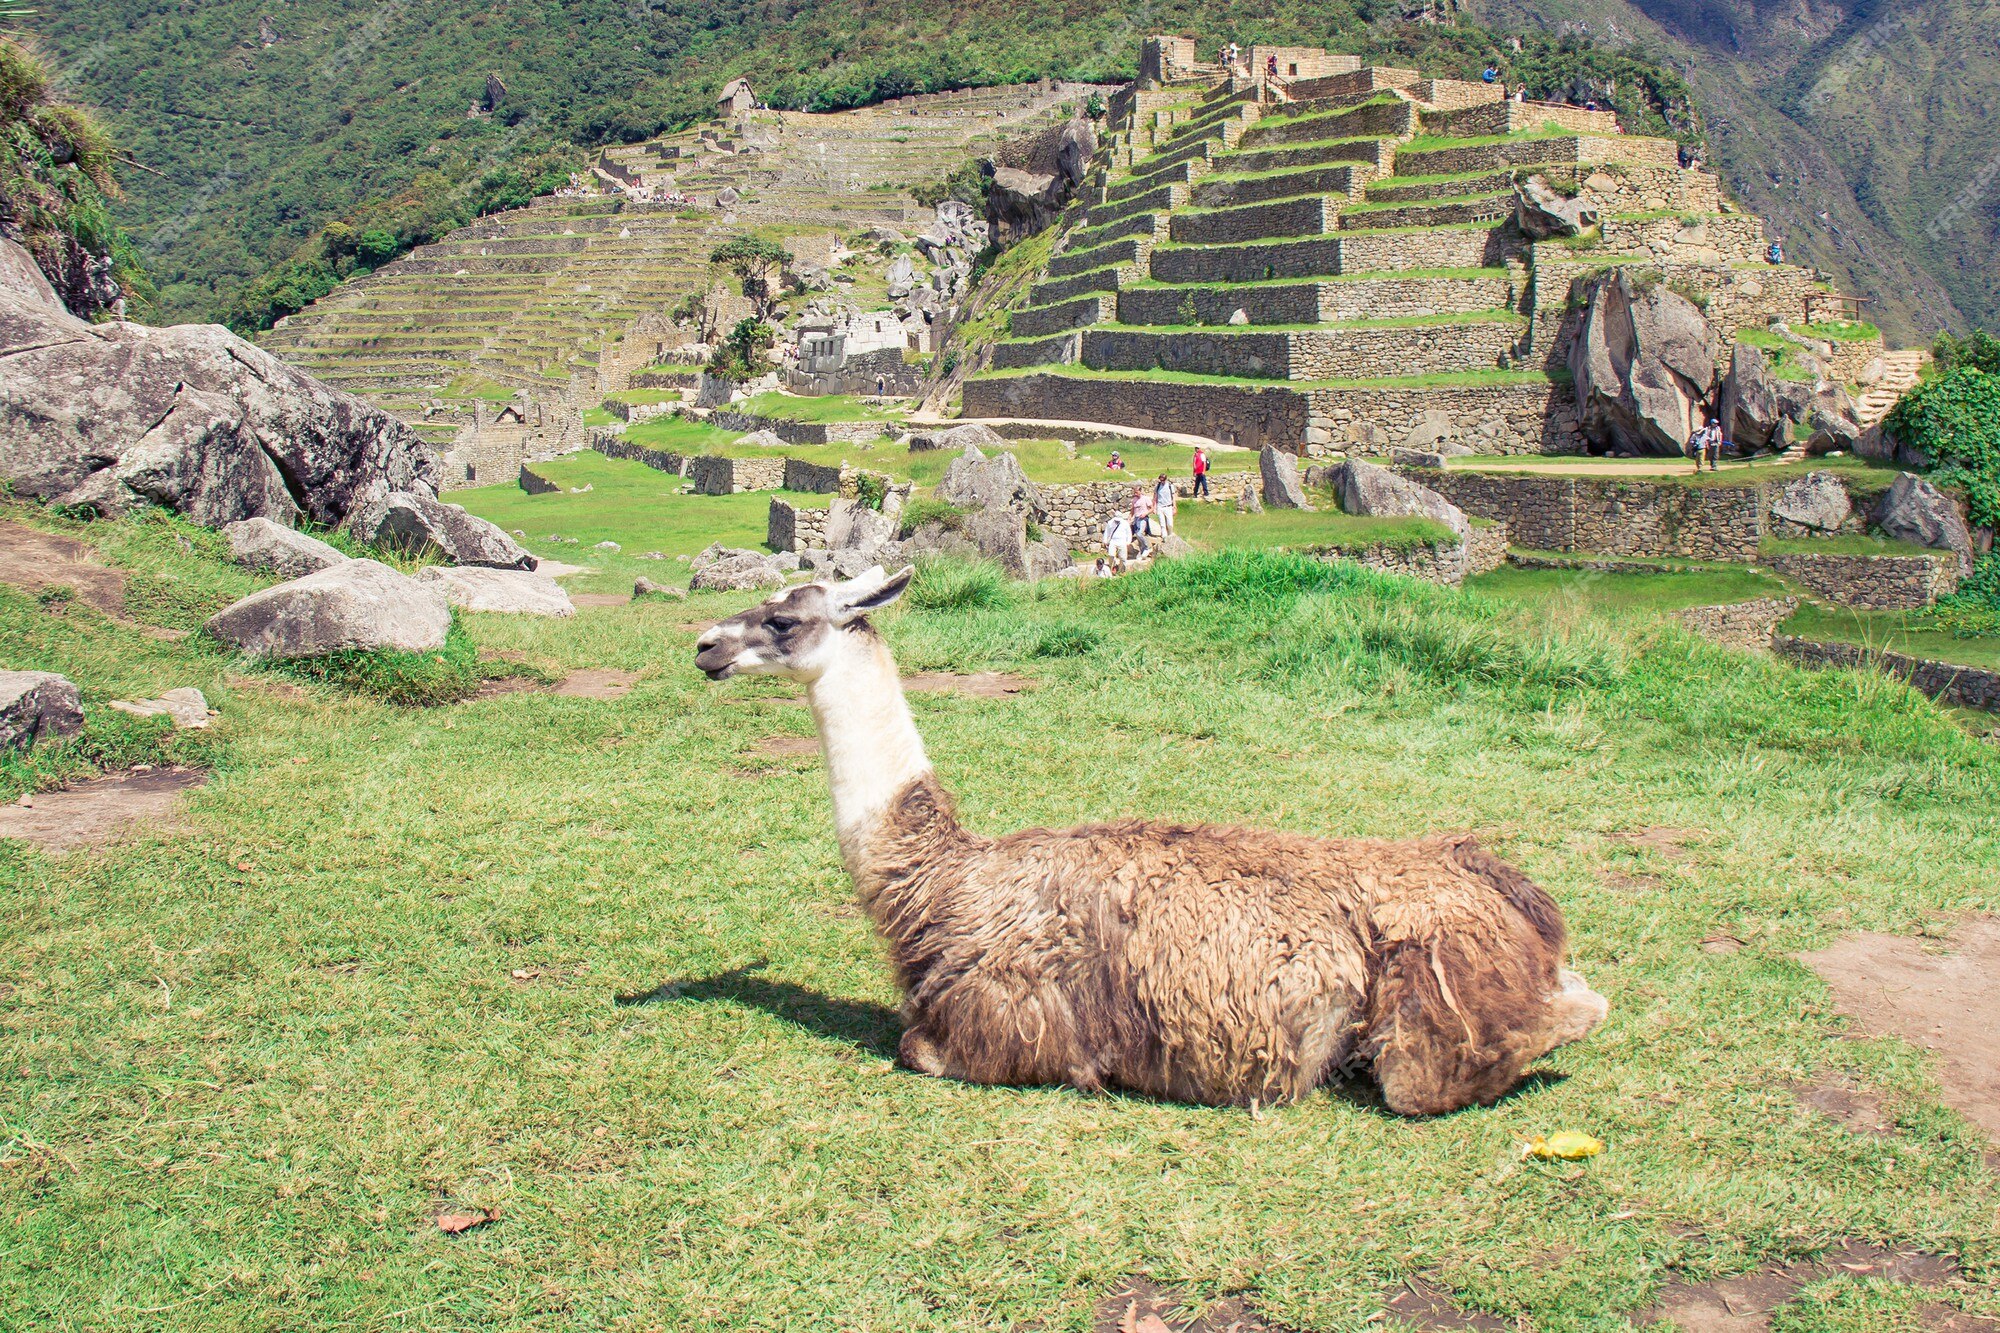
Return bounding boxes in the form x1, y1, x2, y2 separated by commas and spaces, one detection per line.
259, 82, 1103, 487
964, 55, 1848, 457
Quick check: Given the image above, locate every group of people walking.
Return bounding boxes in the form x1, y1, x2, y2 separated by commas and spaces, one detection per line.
1096, 446, 1215, 571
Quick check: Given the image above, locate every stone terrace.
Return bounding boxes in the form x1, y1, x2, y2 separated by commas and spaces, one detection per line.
964, 39, 1834, 456
261, 81, 1108, 487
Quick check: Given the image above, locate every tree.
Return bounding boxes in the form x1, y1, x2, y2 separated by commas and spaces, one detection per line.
708, 235, 792, 316
710, 316, 775, 381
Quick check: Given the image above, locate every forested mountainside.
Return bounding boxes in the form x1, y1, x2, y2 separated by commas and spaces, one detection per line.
29, 0, 1700, 331
1470, 0, 1998, 340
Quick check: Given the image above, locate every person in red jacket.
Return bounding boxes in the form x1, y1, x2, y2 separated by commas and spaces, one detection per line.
1191, 446, 1211, 499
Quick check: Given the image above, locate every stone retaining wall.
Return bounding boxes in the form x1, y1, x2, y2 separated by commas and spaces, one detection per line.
1050, 235, 1150, 279
1672, 596, 1798, 651
687, 454, 785, 495
1151, 227, 1512, 284
1313, 522, 1509, 586
1030, 264, 1134, 306
709, 412, 889, 445
1762, 552, 1960, 610
1394, 134, 1678, 178
1411, 470, 1764, 559
596, 436, 692, 476
518, 464, 560, 495
1010, 295, 1114, 338
1118, 275, 1514, 327
767, 497, 832, 552
963, 373, 1309, 452
1076, 323, 1521, 380
1170, 196, 1337, 245
1306, 382, 1580, 455
1191, 163, 1365, 208
1774, 637, 2000, 714
993, 332, 1083, 368
1600, 214, 1768, 265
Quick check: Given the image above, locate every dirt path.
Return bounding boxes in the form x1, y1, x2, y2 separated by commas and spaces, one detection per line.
1800, 917, 2000, 1145
0, 522, 128, 617
902, 671, 1031, 698
0, 769, 208, 853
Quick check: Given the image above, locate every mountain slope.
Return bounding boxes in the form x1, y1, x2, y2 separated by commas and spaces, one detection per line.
1469, 0, 1995, 339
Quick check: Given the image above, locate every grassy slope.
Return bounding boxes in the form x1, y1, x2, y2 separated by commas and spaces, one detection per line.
3, 519, 1999, 1329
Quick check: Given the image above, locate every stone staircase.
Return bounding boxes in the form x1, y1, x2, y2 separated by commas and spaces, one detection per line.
963, 50, 1828, 458
1855, 349, 1928, 427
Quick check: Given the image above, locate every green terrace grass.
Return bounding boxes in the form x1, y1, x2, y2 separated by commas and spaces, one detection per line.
4, 528, 2000, 1330
1178, 502, 1454, 551
604, 388, 683, 405
1125, 267, 1510, 291
1097, 311, 1525, 333
580, 407, 617, 427
1447, 453, 1906, 493
1398, 129, 1573, 152
636, 362, 704, 375
1469, 562, 1795, 614
1782, 602, 2000, 672
1799, 320, 1882, 343
1760, 533, 1941, 558
1339, 191, 1510, 214
1218, 131, 1395, 159
1369, 167, 1523, 190
970, 364, 1554, 390
1150, 219, 1502, 254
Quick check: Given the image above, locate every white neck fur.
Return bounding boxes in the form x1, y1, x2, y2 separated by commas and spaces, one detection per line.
804, 628, 932, 862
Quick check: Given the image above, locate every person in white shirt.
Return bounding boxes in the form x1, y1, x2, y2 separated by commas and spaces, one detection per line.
1103, 512, 1132, 567
1153, 474, 1177, 536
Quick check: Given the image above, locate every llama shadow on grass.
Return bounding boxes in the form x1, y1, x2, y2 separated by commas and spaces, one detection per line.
617, 963, 1570, 1115
616, 961, 902, 1060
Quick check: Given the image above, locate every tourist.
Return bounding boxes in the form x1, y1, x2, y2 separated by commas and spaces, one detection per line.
1482, 65, 1500, 84
1223, 41, 1241, 69
1092, 556, 1112, 579
1512, 85, 1527, 104
1767, 239, 1785, 265
874, 372, 886, 402
1191, 446, 1211, 498
1705, 420, 1727, 472
1687, 415, 1710, 470
1153, 473, 1177, 536
1267, 54, 1279, 78
1103, 512, 1132, 566
1105, 449, 1126, 471
1131, 485, 1156, 559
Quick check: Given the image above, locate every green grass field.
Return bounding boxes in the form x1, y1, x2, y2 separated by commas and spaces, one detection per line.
5, 504, 1999, 1331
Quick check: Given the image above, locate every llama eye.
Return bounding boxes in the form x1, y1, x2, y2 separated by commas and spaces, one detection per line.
768, 616, 798, 633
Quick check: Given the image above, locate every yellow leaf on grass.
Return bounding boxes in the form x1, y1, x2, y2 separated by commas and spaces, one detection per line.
1523, 1132, 1604, 1160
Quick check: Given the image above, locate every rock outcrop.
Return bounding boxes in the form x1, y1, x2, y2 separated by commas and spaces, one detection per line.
938, 445, 1040, 512
346, 484, 534, 569
108, 687, 211, 729
1718, 344, 1810, 452
1513, 174, 1599, 239
901, 508, 1071, 580
1568, 269, 1720, 456
0, 239, 439, 530
1259, 446, 1312, 510
415, 565, 576, 616
1330, 461, 1469, 535
1874, 474, 1976, 574
689, 544, 789, 592
206, 559, 452, 657
0, 670, 84, 751
223, 517, 348, 580
1767, 472, 1852, 534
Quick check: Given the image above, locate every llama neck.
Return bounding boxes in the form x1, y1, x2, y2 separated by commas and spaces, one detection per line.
805, 628, 933, 863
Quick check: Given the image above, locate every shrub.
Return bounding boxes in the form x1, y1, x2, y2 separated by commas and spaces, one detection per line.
852, 472, 888, 512
897, 497, 970, 537
1885, 365, 2000, 611
906, 556, 1011, 611
1932, 329, 2000, 374
268, 616, 486, 705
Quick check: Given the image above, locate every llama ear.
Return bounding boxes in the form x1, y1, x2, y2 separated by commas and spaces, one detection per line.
831, 565, 914, 622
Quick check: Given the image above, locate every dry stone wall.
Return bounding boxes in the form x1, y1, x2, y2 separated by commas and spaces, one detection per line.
963, 373, 1309, 452
1673, 596, 1797, 651
1409, 470, 1765, 559
1010, 295, 1114, 337
1305, 382, 1580, 455
1763, 552, 1960, 610
1150, 227, 1514, 284
1118, 276, 1515, 326
1775, 637, 2000, 713
688, 454, 785, 495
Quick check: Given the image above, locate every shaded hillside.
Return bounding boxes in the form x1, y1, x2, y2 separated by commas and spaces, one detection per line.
30, 0, 1698, 328
1469, 0, 1995, 340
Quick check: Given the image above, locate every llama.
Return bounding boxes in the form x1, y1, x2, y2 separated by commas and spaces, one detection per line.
694, 566, 1608, 1114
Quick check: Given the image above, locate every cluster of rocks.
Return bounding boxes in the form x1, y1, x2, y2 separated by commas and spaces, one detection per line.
1513, 174, 1600, 240
1568, 268, 1863, 458
988, 116, 1097, 245
2, 668, 214, 759
0, 240, 526, 570
689, 542, 801, 592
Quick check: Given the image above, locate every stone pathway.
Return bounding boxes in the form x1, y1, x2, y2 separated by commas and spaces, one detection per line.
0, 768, 208, 853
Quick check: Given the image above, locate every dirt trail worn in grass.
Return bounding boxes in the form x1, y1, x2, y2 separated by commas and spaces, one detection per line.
0, 521, 129, 617
0, 767, 207, 852
1800, 918, 2000, 1144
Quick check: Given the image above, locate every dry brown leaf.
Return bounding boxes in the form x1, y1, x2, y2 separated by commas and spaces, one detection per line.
436, 1210, 494, 1234
1135, 1318, 1171, 1333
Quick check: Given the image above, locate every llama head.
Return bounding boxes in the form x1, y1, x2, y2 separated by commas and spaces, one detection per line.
694, 565, 914, 682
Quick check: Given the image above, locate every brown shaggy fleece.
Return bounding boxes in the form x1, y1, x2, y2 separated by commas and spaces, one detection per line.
858, 775, 1601, 1114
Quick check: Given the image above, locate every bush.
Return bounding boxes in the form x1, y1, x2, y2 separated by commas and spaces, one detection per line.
1933, 329, 2000, 374
268, 616, 486, 705
1885, 367, 2000, 531
852, 473, 888, 512
897, 497, 968, 537
906, 556, 1011, 611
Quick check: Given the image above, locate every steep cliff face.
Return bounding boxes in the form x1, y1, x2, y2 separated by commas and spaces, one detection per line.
1470, 0, 1996, 341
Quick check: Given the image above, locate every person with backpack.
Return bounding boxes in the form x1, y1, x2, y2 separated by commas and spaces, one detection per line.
1191, 446, 1211, 499
1102, 511, 1132, 567
1130, 485, 1155, 560
1153, 473, 1178, 536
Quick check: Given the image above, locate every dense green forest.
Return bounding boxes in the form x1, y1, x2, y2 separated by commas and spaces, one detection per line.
27, 0, 1700, 332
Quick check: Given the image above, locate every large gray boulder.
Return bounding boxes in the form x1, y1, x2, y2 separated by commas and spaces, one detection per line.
346, 484, 533, 569
935, 422, 1009, 453
1331, 460, 1469, 536
0, 670, 84, 751
1055, 116, 1098, 189
206, 559, 452, 658
902, 507, 1071, 580
415, 565, 575, 616
824, 495, 898, 562
0, 239, 436, 528
1874, 473, 1976, 574
1718, 343, 1808, 452
689, 543, 788, 592
1804, 384, 1866, 456
1568, 269, 1721, 456
986, 166, 1067, 245
1768, 472, 1853, 534
938, 445, 1039, 512
223, 517, 348, 580
1513, 174, 1599, 240
1259, 446, 1312, 510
